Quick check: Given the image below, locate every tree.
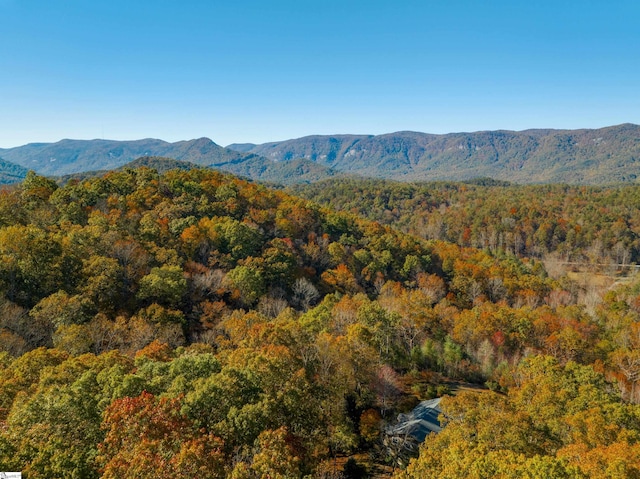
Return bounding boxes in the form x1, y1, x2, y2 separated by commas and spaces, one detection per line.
79, 256, 124, 313
232, 427, 302, 479
53, 324, 93, 355
0, 347, 69, 417
321, 264, 362, 294
20, 170, 58, 205
226, 265, 265, 307
4, 372, 103, 479
137, 265, 187, 307
30, 291, 88, 329
292, 277, 320, 311
99, 392, 226, 479
0, 225, 64, 307
612, 348, 640, 403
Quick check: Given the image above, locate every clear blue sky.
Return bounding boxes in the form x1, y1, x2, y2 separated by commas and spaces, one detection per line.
1, 0, 638, 147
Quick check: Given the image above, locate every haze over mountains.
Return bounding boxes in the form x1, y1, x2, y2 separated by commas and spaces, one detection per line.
1, 123, 639, 185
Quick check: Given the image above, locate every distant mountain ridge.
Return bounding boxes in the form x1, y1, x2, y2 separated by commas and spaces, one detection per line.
0, 137, 246, 176
227, 123, 640, 184
2, 124, 640, 185
0, 137, 337, 185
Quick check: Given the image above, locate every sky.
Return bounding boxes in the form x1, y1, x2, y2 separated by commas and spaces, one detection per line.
1, 0, 639, 147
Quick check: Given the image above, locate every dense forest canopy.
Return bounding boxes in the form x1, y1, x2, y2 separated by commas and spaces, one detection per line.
0, 168, 639, 477
292, 178, 640, 267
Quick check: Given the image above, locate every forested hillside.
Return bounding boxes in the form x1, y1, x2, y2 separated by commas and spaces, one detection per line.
0, 168, 639, 477
293, 178, 640, 268
0, 157, 28, 184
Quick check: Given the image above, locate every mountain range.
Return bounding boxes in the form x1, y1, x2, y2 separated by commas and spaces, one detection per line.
0, 137, 244, 176
227, 123, 640, 184
1, 123, 639, 185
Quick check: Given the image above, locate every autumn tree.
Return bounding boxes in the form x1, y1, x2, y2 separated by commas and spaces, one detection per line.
98, 392, 226, 479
